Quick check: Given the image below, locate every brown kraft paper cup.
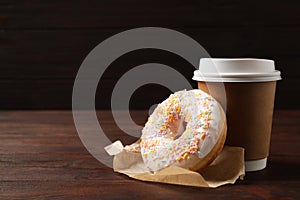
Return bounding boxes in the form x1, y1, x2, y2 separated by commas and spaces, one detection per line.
193, 58, 281, 171
198, 81, 276, 161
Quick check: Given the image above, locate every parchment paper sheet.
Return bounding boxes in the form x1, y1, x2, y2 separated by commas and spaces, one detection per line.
105, 141, 245, 188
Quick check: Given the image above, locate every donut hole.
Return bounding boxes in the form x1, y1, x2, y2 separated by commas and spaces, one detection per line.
170, 117, 187, 140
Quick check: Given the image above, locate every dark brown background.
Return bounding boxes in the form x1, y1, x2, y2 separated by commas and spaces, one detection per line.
1, 0, 299, 110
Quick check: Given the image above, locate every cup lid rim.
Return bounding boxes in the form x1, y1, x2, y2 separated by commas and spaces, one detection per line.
193, 70, 281, 82
200, 58, 274, 62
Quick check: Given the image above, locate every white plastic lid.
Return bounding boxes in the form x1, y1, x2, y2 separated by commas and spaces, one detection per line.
192, 58, 281, 82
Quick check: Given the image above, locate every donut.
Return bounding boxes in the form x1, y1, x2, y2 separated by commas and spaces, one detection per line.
140, 89, 227, 172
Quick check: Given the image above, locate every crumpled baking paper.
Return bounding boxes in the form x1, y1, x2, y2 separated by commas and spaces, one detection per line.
105, 140, 245, 188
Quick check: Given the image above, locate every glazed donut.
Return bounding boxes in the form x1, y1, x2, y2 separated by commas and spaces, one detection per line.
140, 89, 227, 172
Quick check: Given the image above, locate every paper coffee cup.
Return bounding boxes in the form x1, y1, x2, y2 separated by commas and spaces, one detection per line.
192, 58, 281, 172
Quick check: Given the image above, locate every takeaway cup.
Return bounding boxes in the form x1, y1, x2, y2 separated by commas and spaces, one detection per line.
192, 58, 281, 171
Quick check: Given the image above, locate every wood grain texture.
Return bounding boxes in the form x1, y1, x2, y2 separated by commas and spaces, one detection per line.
0, 0, 300, 109
0, 110, 299, 199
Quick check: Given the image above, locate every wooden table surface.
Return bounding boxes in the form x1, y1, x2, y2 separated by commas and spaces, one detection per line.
0, 110, 299, 199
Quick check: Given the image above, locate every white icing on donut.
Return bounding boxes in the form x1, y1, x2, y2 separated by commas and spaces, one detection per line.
140, 89, 224, 172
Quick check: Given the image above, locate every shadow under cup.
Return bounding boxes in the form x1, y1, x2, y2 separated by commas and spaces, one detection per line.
193, 58, 281, 172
